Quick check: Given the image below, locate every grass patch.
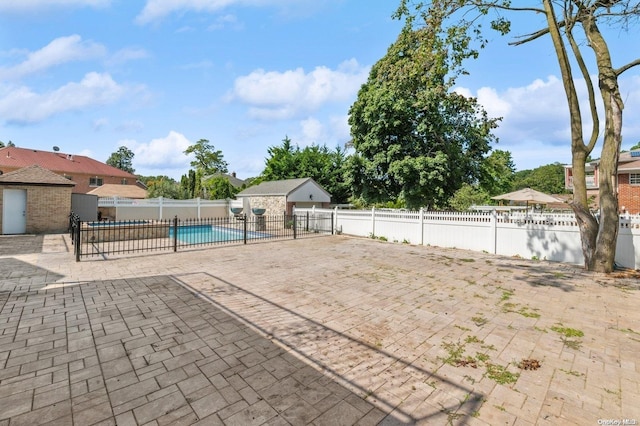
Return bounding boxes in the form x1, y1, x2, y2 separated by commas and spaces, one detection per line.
471, 314, 489, 327
499, 289, 514, 301
454, 325, 471, 332
464, 335, 483, 344
460, 258, 476, 263
551, 324, 584, 350
485, 363, 520, 385
550, 325, 584, 338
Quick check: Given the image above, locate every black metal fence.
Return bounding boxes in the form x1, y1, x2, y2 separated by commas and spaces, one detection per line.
69, 212, 333, 261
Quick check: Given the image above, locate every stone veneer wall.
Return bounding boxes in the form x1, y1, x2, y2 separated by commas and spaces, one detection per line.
0, 184, 72, 234
247, 195, 287, 217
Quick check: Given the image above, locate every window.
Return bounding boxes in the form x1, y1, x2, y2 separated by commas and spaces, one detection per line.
89, 177, 104, 187
630, 174, 640, 185
121, 178, 127, 185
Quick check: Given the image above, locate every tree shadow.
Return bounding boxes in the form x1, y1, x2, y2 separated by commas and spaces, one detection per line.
172, 272, 486, 424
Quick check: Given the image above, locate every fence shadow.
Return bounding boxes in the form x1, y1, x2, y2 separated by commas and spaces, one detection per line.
172, 272, 486, 424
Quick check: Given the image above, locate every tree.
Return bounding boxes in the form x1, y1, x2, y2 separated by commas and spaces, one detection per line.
106, 146, 135, 173
397, 1, 640, 272
261, 137, 351, 204
513, 163, 567, 195
184, 139, 228, 175
202, 176, 238, 200
448, 183, 491, 211
0, 140, 15, 148
347, 12, 498, 210
479, 150, 515, 196
141, 175, 184, 199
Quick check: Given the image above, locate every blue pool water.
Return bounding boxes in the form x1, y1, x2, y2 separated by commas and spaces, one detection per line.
169, 224, 269, 243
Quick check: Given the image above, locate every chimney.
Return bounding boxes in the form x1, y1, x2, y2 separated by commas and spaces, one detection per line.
231, 171, 236, 178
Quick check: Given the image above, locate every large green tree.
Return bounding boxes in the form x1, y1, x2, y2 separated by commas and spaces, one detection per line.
184, 139, 228, 175
106, 146, 135, 174
513, 163, 567, 195
347, 11, 499, 210
396, 1, 640, 273
479, 150, 515, 196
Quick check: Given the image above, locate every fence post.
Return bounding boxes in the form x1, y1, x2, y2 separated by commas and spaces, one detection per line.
306, 212, 309, 232
159, 196, 164, 220
419, 207, 424, 246
334, 206, 338, 234
491, 209, 497, 254
173, 215, 178, 252
197, 197, 201, 219
243, 214, 248, 244
74, 216, 81, 262
371, 206, 376, 237
331, 212, 334, 235
293, 214, 297, 239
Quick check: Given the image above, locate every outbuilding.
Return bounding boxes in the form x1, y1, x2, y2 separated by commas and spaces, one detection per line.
0, 165, 76, 234
236, 178, 331, 216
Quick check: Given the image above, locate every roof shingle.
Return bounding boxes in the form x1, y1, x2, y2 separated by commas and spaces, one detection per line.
0, 165, 76, 186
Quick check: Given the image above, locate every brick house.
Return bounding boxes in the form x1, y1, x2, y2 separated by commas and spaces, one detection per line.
564, 151, 640, 214
0, 146, 139, 194
0, 165, 75, 234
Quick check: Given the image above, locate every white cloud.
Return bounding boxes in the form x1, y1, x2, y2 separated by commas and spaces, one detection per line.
457, 73, 640, 169
131, 131, 192, 169
0, 35, 106, 80
232, 59, 369, 120
207, 14, 243, 31
92, 117, 109, 131
0, 72, 128, 124
107, 47, 150, 66
0, 0, 110, 12
136, 0, 313, 24
297, 117, 325, 146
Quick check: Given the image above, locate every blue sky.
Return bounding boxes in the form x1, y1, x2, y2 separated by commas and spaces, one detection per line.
1, 1, 639, 181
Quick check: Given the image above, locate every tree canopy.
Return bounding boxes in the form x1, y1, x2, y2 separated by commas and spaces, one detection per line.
261, 136, 350, 204
184, 139, 228, 175
347, 13, 499, 210
396, 0, 640, 272
106, 146, 135, 174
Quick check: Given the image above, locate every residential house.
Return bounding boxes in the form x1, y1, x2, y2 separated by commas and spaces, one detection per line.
0, 146, 139, 194
564, 151, 640, 214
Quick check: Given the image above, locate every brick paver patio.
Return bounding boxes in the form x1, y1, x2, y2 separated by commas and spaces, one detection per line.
0, 234, 639, 425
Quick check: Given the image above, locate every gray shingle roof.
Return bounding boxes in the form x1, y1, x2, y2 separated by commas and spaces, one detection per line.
0, 164, 76, 186
237, 178, 313, 196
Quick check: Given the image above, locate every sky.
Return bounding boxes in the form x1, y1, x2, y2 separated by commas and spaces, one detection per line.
1, 0, 639, 181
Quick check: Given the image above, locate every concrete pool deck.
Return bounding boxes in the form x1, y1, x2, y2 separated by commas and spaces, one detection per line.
1, 233, 639, 425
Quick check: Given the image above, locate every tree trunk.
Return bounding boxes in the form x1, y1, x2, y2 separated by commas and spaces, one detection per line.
581, 13, 622, 273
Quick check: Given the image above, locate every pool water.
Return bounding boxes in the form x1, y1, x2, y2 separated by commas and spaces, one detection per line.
169, 224, 268, 243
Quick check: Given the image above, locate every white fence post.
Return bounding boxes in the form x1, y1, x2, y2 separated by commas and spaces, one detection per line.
197, 197, 201, 219
334, 206, 339, 233
491, 209, 497, 254
371, 206, 376, 237
159, 196, 163, 220
419, 207, 424, 246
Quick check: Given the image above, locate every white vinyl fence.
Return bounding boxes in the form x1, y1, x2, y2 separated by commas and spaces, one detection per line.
98, 197, 229, 220
294, 207, 640, 270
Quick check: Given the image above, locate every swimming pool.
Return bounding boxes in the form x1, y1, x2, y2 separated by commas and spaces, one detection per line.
169, 224, 269, 244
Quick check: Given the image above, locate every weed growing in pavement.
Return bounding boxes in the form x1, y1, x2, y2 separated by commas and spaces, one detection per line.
551, 324, 584, 350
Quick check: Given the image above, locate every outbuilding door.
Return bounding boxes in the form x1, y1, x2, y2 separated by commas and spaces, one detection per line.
3, 189, 27, 234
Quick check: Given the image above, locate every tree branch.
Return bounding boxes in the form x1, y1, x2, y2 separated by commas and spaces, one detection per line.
615, 58, 640, 76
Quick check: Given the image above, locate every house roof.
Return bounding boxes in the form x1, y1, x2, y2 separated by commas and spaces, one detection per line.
0, 164, 76, 186
87, 184, 147, 198
206, 172, 246, 188
0, 146, 137, 179
237, 178, 328, 197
